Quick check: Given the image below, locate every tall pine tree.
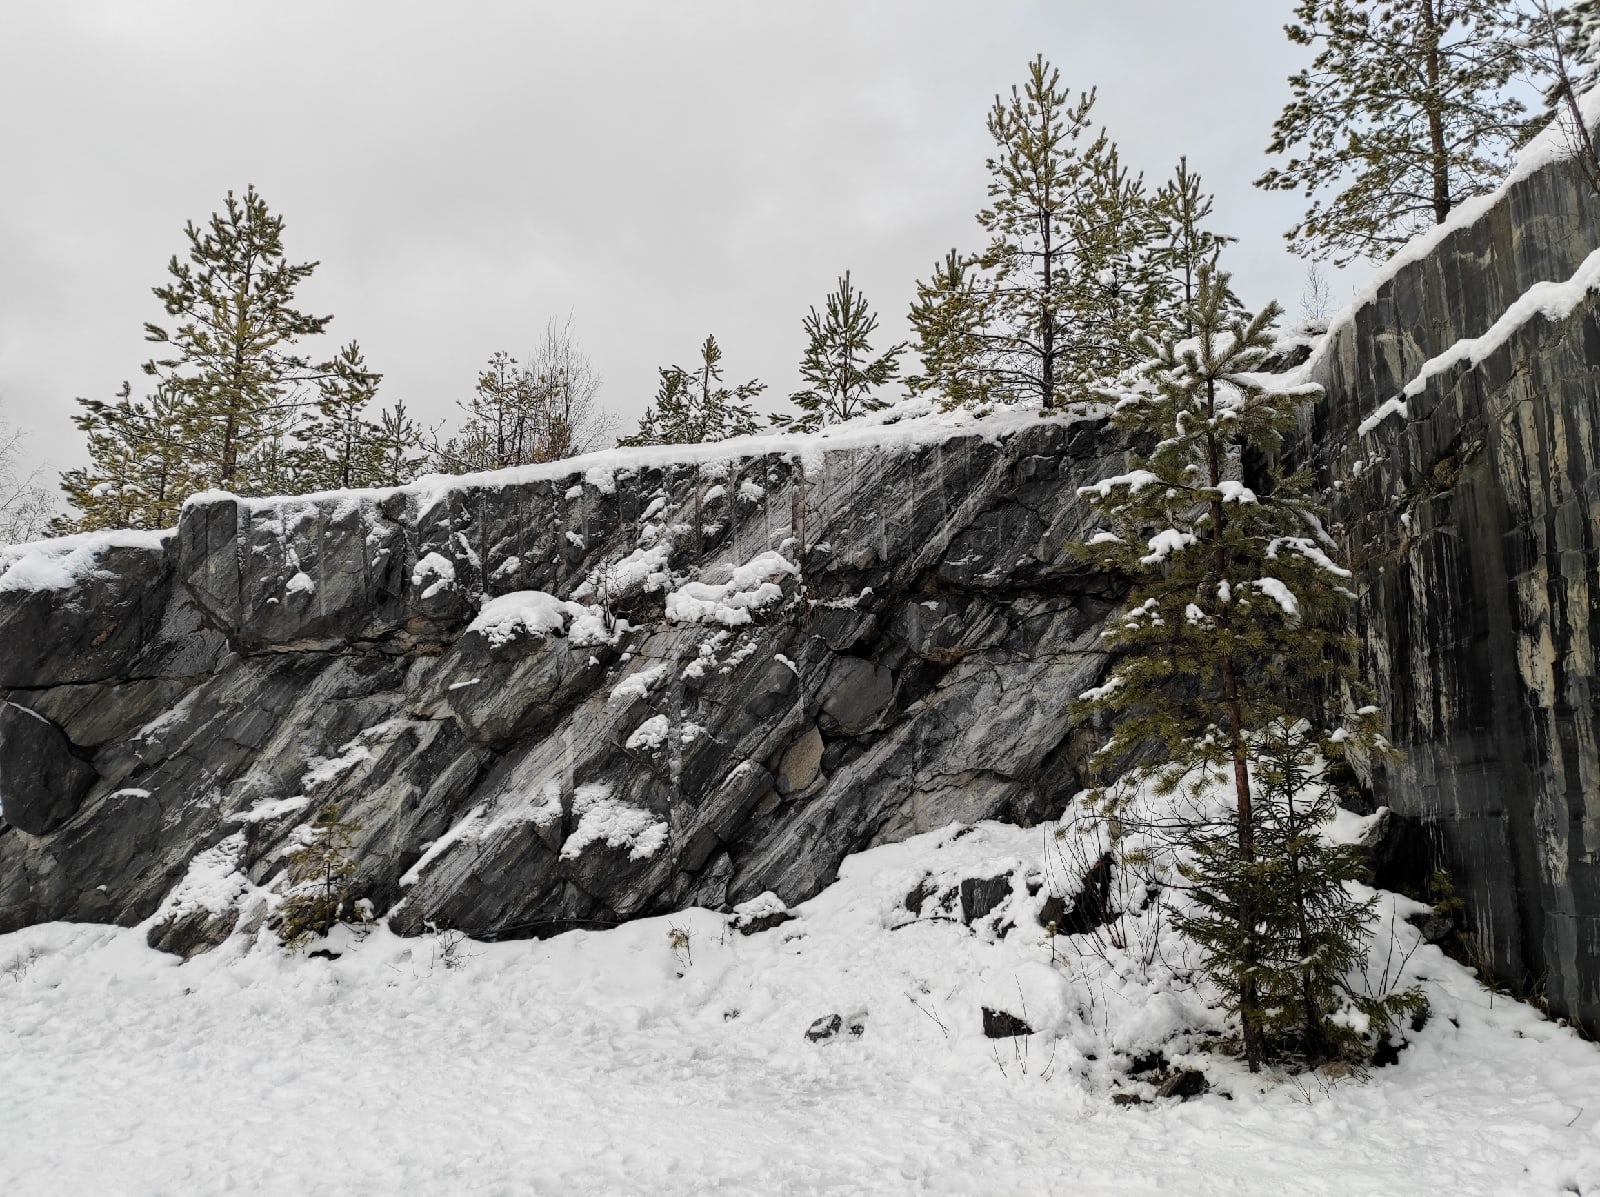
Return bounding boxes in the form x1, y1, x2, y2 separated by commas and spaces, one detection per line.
907, 57, 1172, 412
777, 272, 904, 431
620, 334, 764, 446
142, 185, 336, 489
1257, 0, 1528, 264
1075, 267, 1411, 1069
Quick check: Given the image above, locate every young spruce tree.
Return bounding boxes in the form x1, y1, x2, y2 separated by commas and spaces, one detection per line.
777, 272, 904, 431
1075, 267, 1414, 1069
620, 334, 764, 446
276, 803, 364, 949
1257, 0, 1527, 264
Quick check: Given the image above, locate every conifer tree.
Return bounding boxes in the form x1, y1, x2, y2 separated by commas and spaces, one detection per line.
142, 185, 335, 489
1074, 267, 1412, 1069
912, 57, 1166, 412
1257, 0, 1528, 264
60, 382, 196, 531
435, 319, 611, 473
620, 335, 764, 446
1149, 158, 1237, 340
1516, 0, 1600, 195
276, 803, 363, 949
972, 57, 1104, 409
777, 272, 904, 431
907, 250, 995, 409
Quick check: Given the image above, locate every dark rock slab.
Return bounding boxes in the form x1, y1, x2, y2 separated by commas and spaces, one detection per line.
0, 703, 98, 835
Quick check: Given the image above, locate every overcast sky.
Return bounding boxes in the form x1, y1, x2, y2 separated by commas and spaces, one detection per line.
0, 1, 1331, 490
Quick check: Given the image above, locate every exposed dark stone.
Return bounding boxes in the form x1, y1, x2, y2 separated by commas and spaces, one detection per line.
805, 1014, 843, 1043
1038, 853, 1113, 935
1111, 1092, 1145, 1107
1155, 1070, 1208, 1101
959, 873, 1012, 925
1126, 1050, 1167, 1077
0, 703, 99, 835
981, 1007, 1033, 1038
146, 907, 239, 960
818, 656, 895, 735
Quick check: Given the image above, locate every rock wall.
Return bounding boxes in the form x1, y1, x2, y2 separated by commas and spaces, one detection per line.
4, 135, 1600, 1032
0, 417, 1120, 954
1309, 151, 1600, 1031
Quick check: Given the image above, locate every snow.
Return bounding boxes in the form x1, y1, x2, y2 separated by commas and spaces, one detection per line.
608, 661, 670, 708
410, 551, 456, 599
1, 818, 1596, 1195
1357, 395, 1409, 438
664, 550, 799, 627
1139, 528, 1196, 566
558, 782, 668, 862
0, 528, 170, 593
469, 590, 625, 649
625, 714, 671, 751
1291, 85, 1600, 415
1251, 577, 1300, 618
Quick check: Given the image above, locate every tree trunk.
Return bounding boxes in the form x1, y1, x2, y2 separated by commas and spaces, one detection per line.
1422, 0, 1451, 224
1206, 382, 1263, 1073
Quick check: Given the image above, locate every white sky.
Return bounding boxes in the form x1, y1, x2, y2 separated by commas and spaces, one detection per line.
0, 1, 1333, 486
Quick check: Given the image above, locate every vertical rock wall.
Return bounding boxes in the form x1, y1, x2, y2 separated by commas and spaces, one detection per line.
1309, 150, 1600, 1031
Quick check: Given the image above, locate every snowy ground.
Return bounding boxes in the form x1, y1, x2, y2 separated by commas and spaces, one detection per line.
3, 823, 1598, 1196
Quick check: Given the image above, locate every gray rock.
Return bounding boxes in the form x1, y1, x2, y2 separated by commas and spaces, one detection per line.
805, 1014, 843, 1042
775, 726, 824, 795
0, 703, 99, 835
1155, 1070, 1208, 1101
818, 657, 894, 735
959, 873, 1012, 925
981, 1007, 1033, 1038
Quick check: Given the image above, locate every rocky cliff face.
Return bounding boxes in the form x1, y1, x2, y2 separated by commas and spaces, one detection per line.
1308, 149, 1600, 1032
4, 135, 1600, 1033
0, 415, 1120, 955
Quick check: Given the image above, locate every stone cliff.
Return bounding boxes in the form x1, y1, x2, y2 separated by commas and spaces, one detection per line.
1310, 145, 1600, 1032
3, 131, 1600, 1033
0, 414, 1120, 956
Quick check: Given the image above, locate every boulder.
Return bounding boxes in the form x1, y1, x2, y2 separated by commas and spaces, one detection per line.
981, 1007, 1033, 1038
818, 657, 894, 735
775, 725, 824, 795
0, 703, 98, 835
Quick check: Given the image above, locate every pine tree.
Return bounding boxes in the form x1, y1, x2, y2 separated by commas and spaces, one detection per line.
907, 250, 995, 409
1074, 267, 1409, 1069
435, 319, 612, 473
60, 382, 196, 531
913, 56, 1167, 412
292, 342, 384, 491
777, 272, 904, 431
1149, 158, 1237, 340
1516, 1, 1600, 195
620, 334, 764, 446
142, 185, 335, 490
367, 399, 429, 488
276, 803, 363, 949
971, 57, 1104, 409
1257, 0, 1528, 264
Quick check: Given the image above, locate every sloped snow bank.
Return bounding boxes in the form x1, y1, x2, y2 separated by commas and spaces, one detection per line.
2, 821, 1597, 1196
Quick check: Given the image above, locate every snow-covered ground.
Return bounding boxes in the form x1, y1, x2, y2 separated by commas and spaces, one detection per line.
2, 822, 1597, 1196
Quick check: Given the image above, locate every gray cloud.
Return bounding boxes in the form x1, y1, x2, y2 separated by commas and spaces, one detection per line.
0, 0, 1322, 489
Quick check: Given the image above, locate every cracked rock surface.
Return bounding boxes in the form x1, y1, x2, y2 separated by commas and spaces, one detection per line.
0, 418, 1120, 948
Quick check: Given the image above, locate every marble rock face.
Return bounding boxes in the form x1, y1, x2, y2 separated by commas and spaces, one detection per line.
5, 129, 1600, 1036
